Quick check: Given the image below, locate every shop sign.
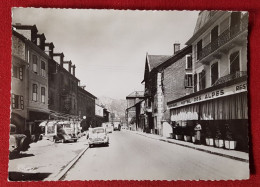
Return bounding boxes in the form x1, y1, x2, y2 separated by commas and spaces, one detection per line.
168, 81, 247, 109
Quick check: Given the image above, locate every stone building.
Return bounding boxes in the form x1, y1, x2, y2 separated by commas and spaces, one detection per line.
77, 86, 96, 131
142, 45, 193, 136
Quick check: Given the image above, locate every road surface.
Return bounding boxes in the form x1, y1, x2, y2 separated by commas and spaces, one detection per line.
63, 130, 249, 180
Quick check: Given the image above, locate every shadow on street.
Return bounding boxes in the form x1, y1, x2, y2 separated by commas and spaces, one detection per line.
9, 171, 51, 181
9, 153, 35, 160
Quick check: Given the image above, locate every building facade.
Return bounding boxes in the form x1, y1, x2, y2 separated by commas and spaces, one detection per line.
12, 25, 50, 135
125, 91, 145, 130
77, 86, 96, 131
167, 11, 248, 151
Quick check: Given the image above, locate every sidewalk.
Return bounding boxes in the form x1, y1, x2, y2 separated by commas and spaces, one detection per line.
129, 130, 249, 163
8, 136, 89, 181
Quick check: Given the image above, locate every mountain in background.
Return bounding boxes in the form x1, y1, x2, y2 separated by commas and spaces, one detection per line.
99, 96, 127, 123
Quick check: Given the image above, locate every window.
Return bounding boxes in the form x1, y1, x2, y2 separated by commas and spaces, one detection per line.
41, 61, 46, 77
199, 70, 206, 90
32, 84, 38, 101
12, 65, 23, 80
197, 40, 202, 60
184, 74, 193, 88
186, 55, 192, 69
32, 55, 38, 74
230, 51, 240, 74
41, 87, 45, 103
211, 62, 219, 86
11, 94, 24, 109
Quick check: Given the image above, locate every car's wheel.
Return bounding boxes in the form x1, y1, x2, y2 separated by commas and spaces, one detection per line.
20, 137, 30, 151
74, 139, 77, 142
89, 144, 92, 148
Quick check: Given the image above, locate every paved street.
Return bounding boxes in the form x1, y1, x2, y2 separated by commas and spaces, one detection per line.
63, 130, 249, 180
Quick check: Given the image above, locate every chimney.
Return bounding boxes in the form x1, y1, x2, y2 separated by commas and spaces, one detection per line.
173, 43, 181, 54
72, 65, 76, 76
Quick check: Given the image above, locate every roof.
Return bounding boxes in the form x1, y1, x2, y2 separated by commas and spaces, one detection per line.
126, 91, 145, 98
147, 55, 171, 71
193, 11, 216, 35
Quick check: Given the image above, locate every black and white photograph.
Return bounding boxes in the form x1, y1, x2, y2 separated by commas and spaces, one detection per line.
9, 8, 249, 181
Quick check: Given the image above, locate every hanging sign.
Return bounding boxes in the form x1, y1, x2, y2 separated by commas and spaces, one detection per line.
168, 81, 247, 109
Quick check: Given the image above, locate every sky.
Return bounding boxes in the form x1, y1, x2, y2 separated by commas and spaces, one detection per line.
12, 8, 199, 100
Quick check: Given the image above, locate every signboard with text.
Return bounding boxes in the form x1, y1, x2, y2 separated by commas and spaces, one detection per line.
168, 81, 247, 109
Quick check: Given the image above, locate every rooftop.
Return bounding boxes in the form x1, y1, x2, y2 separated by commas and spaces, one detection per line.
147, 55, 171, 71
126, 91, 145, 98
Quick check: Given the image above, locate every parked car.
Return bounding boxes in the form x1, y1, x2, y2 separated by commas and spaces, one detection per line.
53, 127, 78, 143
88, 127, 109, 147
9, 124, 31, 156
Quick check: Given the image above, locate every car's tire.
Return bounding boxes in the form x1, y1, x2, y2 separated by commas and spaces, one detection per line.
20, 137, 30, 151
74, 139, 77, 142
89, 144, 92, 148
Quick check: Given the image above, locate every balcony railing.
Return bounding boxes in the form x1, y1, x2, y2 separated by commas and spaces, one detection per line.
214, 71, 247, 86
198, 17, 248, 61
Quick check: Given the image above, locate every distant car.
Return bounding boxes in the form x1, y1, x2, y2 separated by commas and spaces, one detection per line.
88, 127, 109, 147
53, 128, 78, 143
102, 123, 113, 133
121, 126, 127, 130
9, 124, 31, 155
113, 122, 121, 131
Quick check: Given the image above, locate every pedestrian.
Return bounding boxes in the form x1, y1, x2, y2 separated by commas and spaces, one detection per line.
194, 122, 202, 144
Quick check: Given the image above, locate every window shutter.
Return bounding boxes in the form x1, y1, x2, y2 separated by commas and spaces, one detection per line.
19, 67, 23, 80
20, 96, 24, 110
194, 73, 197, 92
11, 94, 15, 109
184, 74, 188, 87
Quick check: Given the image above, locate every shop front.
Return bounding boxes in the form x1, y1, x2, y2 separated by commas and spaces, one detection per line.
168, 79, 248, 151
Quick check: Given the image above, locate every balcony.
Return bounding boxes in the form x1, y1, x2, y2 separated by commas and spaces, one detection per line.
214, 71, 247, 86
198, 16, 248, 63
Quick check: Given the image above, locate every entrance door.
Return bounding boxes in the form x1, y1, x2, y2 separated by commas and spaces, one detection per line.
211, 62, 219, 86
230, 51, 240, 74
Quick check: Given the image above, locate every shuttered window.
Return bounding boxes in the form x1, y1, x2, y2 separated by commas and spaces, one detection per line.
11, 94, 24, 109
32, 84, 38, 101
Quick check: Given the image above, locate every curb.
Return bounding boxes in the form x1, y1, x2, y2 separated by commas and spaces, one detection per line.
44, 145, 89, 181
133, 132, 249, 163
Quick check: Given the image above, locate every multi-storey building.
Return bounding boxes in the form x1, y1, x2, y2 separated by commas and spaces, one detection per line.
12, 25, 50, 134
77, 86, 96, 131
143, 44, 193, 135
167, 11, 248, 151
94, 99, 110, 127
11, 31, 29, 133
125, 91, 145, 130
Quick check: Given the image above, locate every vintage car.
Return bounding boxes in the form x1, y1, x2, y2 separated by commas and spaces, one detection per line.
102, 122, 113, 133
88, 127, 109, 147
9, 124, 31, 155
53, 127, 78, 143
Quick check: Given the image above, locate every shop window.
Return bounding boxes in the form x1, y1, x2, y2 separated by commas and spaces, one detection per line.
199, 70, 206, 90
32, 54, 38, 74
41, 61, 46, 77
32, 84, 38, 101
12, 65, 23, 80
186, 55, 192, 69
11, 94, 24, 109
41, 87, 45, 103
211, 62, 219, 86
184, 74, 193, 88
230, 51, 240, 74
197, 40, 202, 60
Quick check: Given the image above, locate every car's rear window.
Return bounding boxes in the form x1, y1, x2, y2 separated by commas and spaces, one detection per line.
92, 128, 104, 133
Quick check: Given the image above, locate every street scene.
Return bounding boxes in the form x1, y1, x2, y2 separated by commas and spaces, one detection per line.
9, 9, 249, 181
